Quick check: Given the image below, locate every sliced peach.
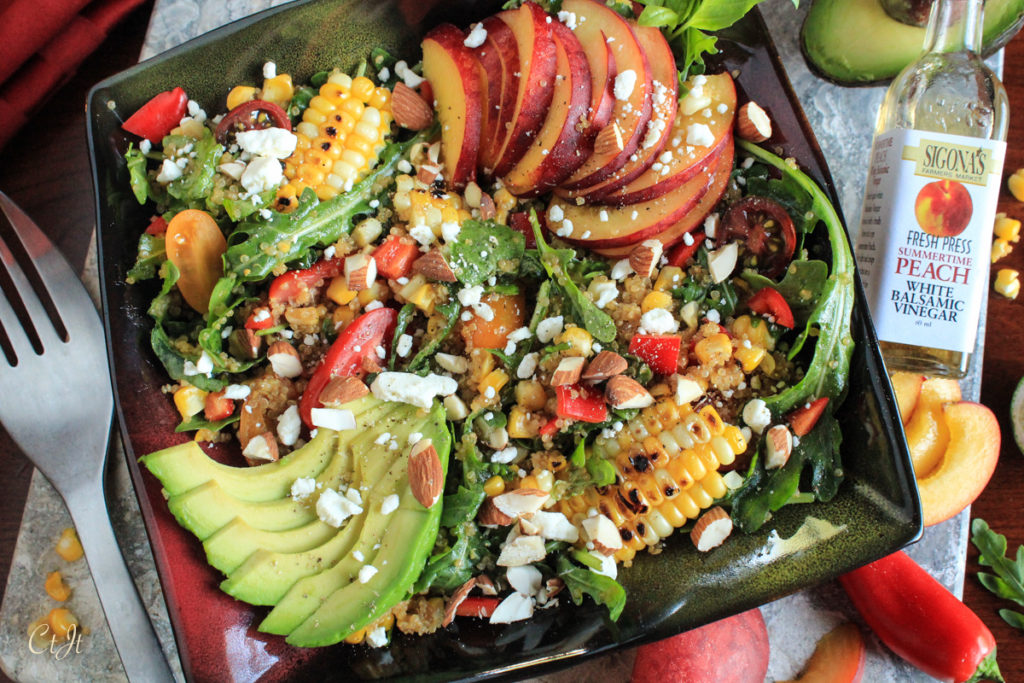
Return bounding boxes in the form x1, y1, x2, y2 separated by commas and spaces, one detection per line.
561, 23, 678, 201
501, 21, 592, 197
422, 24, 483, 190
577, 22, 615, 135
918, 401, 1000, 527
474, 16, 519, 173
904, 377, 961, 478
490, 2, 558, 177
889, 371, 925, 425
558, 0, 653, 189
780, 622, 865, 683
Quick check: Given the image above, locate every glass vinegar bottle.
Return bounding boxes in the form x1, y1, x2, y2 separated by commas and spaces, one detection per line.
856, 0, 1009, 378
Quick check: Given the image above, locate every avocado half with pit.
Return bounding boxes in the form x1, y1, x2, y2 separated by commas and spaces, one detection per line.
140, 395, 451, 647
801, 0, 1024, 85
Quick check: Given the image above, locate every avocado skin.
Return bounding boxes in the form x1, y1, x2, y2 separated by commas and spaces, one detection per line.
801, 0, 1024, 85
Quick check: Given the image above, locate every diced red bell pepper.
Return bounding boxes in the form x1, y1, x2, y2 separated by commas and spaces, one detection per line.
629, 334, 682, 376
747, 286, 795, 329
244, 306, 275, 330
145, 215, 168, 236
666, 230, 706, 267
299, 307, 398, 427
372, 236, 421, 280
786, 396, 829, 436
268, 258, 346, 305
203, 390, 234, 421
555, 383, 608, 424
508, 212, 538, 249
539, 417, 561, 437
454, 596, 501, 619
122, 87, 189, 143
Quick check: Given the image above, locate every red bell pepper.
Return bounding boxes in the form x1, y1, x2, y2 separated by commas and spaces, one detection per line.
299, 307, 398, 427
555, 383, 608, 424
666, 231, 706, 267
454, 596, 501, 619
747, 286, 795, 329
122, 87, 189, 143
244, 306, 274, 331
203, 390, 234, 421
268, 258, 346, 305
839, 551, 1003, 683
786, 396, 829, 437
214, 99, 291, 144
508, 212, 538, 249
539, 418, 561, 437
372, 236, 420, 280
145, 215, 168, 236
629, 334, 682, 375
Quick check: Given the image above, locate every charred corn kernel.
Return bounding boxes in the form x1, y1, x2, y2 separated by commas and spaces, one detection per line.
357, 281, 388, 306
515, 380, 548, 411
734, 345, 766, 373
44, 571, 71, 601
731, 314, 774, 350
995, 214, 1021, 242
326, 276, 357, 305
508, 405, 541, 439
519, 475, 539, 490
483, 475, 506, 497
173, 385, 209, 419
654, 266, 684, 292
45, 608, 79, 640
995, 268, 1020, 299
641, 290, 673, 313
534, 468, 555, 493
1010, 169, 1024, 201
226, 85, 258, 110
992, 238, 1014, 263
723, 424, 747, 453
55, 528, 83, 562
694, 333, 732, 366
557, 326, 593, 357
261, 74, 294, 106
478, 369, 510, 404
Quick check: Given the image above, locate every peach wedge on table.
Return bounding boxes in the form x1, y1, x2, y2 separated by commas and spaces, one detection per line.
918, 401, 1000, 527
781, 622, 865, 683
889, 371, 925, 425
903, 377, 961, 478
422, 23, 483, 190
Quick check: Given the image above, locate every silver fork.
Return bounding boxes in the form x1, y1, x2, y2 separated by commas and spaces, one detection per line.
0, 191, 174, 682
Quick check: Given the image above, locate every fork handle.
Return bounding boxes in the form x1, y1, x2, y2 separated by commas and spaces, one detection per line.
65, 490, 176, 683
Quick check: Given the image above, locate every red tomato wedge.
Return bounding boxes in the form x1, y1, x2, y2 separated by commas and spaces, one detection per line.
268, 258, 346, 305
244, 306, 274, 330
747, 286, 795, 328
372, 236, 420, 280
122, 87, 188, 142
629, 335, 682, 375
299, 307, 398, 428
145, 215, 168, 236
786, 397, 829, 436
214, 99, 291, 144
555, 383, 607, 423
164, 209, 226, 315
204, 391, 234, 421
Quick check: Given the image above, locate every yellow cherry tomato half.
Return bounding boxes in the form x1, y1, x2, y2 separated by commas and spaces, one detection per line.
164, 209, 226, 314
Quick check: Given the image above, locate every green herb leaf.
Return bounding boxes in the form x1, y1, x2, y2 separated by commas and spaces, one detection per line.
125, 145, 150, 204
684, 0, 764, 31
448, 219, 525, 287
390, 303, 416, 370
408, 298, 461, 373
638, 5, 680, 27
971, 518, 1024, 629
165, 130, 224, 204
557, 555, 626, 621
175, 413, 240, 433
127, 233, 166, 282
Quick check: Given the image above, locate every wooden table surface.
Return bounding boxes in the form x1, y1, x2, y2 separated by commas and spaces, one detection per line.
0, 4, 1022, 681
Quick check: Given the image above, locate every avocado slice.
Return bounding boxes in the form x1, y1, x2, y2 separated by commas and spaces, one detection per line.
202, 518, 340, 574
265, 401, 450, 646
801, 0, 1024, 85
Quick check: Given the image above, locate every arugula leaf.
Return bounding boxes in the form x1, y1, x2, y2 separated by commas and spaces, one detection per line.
557, 555, 626, 621
742, 259, 829, 328
528, 210, 616, 343
125, 145, 150, 204
408, 298, 461, 373
448, 219, 525, 287
440, 486, 487, 529
175, 413, 239, 433
389, 303, 417, 370
684, 0, 764, 31
415, 523, 492, 593
222, 188, 277, 221
165, 130, 224, 205
126, 233, 166, 283
971, 518, 1024, 630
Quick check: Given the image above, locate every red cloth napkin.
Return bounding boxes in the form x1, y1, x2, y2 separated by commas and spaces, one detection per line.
0, 0, 146, 151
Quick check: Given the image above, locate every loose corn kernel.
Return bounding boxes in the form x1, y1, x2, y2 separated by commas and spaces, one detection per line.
178, 118, 205, 139
55, 528, 83, 562
995, 268, 1020, 299
992, 238, 1013, 263
509, 405, 542, 438
173, 385, 208, 419
694, 333, 732, 366
44, 571, 71, 602
653, 266, 684, 291
261, 74, 294, 106
332, 306, 357, 331
326, 276, 358, 305
226, 85, 258, 110
46, 608, 79, 640
483, 475, 506, 497
357, 281, 388, 306
730, 314, 774, 350
515, 380, 548, 411
407, 284, 438, 314
641, 290, 674, 313
734, 345, 766, 373
557, 326, 593, 357
469, 348, 496, 386
1009, 169, 1024, 202
477, 369, 510, 406
519, 475, 539, 490
995, 214, 1022, 242
344, 627, 367, 644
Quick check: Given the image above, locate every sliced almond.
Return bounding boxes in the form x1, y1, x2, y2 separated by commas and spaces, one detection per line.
229, 328, 262, 359
320, 376, 369, 407
267, 341, 302, 378
628, 239, 664, 278
550, 356, 585, 386
531, 510, 579, 543
391, 81, 434, 131
412, 248, 457, 282
417, 163, 443, 185
764, 424, 794, 469
496, 534, 547, 567
581, 514, 623, 556
408, 438, 443, 508
478, 192, 497, 221
736, 101, 772, 143
545, 577, 565, 600
581, 351, 628, 382
361, 353, 383, 374
518, 517, 542, 536
690, 506, 733, 552
475, 575, 498, 595
669, 373, 704, 405
605, 375, 654, 409
345, 252, 376, 291
442, 577, 477, 627
242, 432, 279, 466
594, 121, 624, 157
489, 592, 535, 623
492, 488, 549, 519
477, 499, 515, 527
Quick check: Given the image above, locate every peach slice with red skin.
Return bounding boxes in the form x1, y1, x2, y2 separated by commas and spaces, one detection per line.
558, 0, 654, 190
918, 401, 1000, 527
489, 1, 558, 177
473, 16, 520, 173
889, 371, 925, 425
903, 377, 961, 478
422, 24, 483, 190
780, 622, 865, 683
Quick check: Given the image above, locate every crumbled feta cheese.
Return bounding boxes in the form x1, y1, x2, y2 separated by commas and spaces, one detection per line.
222, 384, 251, 400
139, 139, 152, 154
547, 204, 564, 223
394, 60, 424, 89
472, 302, 495, 321
156, 159, 183, 183
370, 372, 458, 409
277, 405, 301, 446
535, 316, 564, 343
240, 156, 284, 194
441, 221, 461, 242
457, 285, 484, 307
614, 69, 637, 101
639, 308, 679, 334
263, 61, 277, 79
195, 351, 214, 375
380, 494, 400, 515
686, 122, 715, 147
610, 259, 633, 280
508, 327, 531, 343
516, 352, 539, 379
408, 223, 435, 247
705, 308, 721, 323
365, 301, 383, 312
590, 281, 618, 309
235, 127, 297, 159
491, 446, 518, 464
317, 488, 362, 527
375, 432, 392, 445
358, 564, 378, 583
290, 477, 316, 501
742, 398, 772, 434
310, 408, 356, 431
464, 22, 487, 48
365, 625, 388, 647
353, 550, 365, 562
377, 66, 390, 82
396, 334, 413, 357
397, 159, 413, 174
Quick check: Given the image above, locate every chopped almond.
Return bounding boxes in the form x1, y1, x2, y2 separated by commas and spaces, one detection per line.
764, 424, 793, 469
345, 253, 376, 291
412, 248, 457, 282
409, 439, 444, 508
691, 506, 733, 551
605, 375, 654, 409
242, 432, 279, 465
319, 376, 369, 406
391, 82, 434, 131
551, 356, 585, 386
629, 240, 664, 278
267, 341, 302, 378
581, 351, 628, 381
737, 101, 772, 142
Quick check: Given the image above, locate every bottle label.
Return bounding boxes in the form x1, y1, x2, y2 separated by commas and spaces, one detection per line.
856, 128, 1006, 354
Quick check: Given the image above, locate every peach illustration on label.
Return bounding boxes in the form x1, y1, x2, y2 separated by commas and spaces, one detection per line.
914, 179, 973, 237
